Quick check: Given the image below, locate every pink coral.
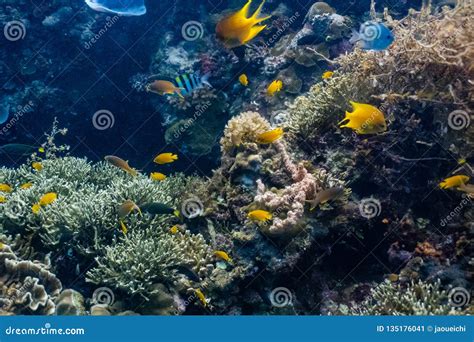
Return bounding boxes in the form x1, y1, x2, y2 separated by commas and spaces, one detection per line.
254, 141, 320, 235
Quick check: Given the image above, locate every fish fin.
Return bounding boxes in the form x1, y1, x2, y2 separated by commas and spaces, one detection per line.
251, 0, 271, 23
241, 25, 267, 45
349, 30, 361, 44
201, 73, 212, 88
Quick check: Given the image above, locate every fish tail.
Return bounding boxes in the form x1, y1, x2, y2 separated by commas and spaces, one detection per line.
201, 73, 212, 88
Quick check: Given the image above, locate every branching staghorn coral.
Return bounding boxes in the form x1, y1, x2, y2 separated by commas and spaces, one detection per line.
86, 226, 213, 299
350, 279, 468, 315
0, 156, 188, 257
0, 242, 62, 315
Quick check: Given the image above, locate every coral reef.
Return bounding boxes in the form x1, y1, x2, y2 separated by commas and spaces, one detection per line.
0, 242, 61, 315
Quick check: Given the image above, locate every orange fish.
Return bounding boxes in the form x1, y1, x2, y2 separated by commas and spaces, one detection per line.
105, 155, 138, 177
256, 127, 284, 144
216, 0, 271, 48
146, 80, 183, 98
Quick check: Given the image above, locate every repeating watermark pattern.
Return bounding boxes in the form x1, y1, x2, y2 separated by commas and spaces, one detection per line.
0, 101, 34, 136
91, 287, 115, 306
84, 16, 120, 50
447, 109, 471, 131
440, 195, 471, 227
173, 101, 211, 140
181, 21, 204, 41
359, 22, 383, 42
92, 109, 115, 130
269, 287, 293, 308
181, 197, 204, 219
260, 12, 300, 49
448, 287, 470, 307
4, 20, 26, 42
4, 199, 27, 220
358, 197, 382, 219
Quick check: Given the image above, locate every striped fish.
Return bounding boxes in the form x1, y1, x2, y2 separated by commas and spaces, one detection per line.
174, 73, 212, 96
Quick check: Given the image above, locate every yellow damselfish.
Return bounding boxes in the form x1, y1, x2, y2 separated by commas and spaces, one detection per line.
194, 288, 208, 307
154, 153, 178, 165
20, 183, 33, 190
248, 209, 272, 222
32, 162, 43, 171
0, 196, 6, 203
239, 74, 249, 86
39, 192, 58, 206
169, 225, 179, 234
339, 101, 387, 135
216, 0, 271, 48
150, 172, 167, 181
32, 203, 41, 214
256, 127, 284, 144
214, 250, 233, 263
322, 71, 334, 79
439, 175, 470, 189
120, 220, 128, 235
267, 79, 283, 96
0, 184, 12, 193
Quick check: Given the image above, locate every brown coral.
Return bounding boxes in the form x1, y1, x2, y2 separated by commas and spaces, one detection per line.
220, 111, 270, 152
0, 243, 62, 315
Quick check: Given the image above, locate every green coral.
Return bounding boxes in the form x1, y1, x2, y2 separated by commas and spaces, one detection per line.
86, 226, 212, 298
0, 156, 188, 257
351, 280, 468, 315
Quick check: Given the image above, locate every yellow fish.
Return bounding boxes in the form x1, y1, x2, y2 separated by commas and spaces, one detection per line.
248, 209, 272, 222
339, 101, 387, 135
32, 162, 43, 171
0, 196, 6, 203
239, 74, 249, 86
150, 172, 167, 181
322, 71, 334, 79
38, 147, 45, 153
154, 153, 178, 165
120, 220, 128, 235
0, 184, 12, 193
439, 175, 470, 189
216, 0, 271, 48
39, 192, 57, 206
256, 127, 284, 144
105, 155, 138, 177
20, 183, 33, 190
214, 250, 233, 263
118, 200, 142, 219
32, 203, 41, 214
194, 288, 208, 307
267, 80, 283, 96
169, 225, 179, 234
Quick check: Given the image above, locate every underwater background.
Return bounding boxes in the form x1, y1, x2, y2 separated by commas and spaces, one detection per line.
0, 0, 472, 316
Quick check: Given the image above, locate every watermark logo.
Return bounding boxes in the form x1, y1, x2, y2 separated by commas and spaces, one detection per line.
92, 109, 115, 130
269, 287, 293, 308
359, 22, 383, 42
448, 287, 470, 307
4, 21, 26, 41
181, 21, 204, 41
358, 197, 382, 219
447, 110, 470, 131
181, 197, 204, 219
92, 287, 115, 306
84, 16, 120, 50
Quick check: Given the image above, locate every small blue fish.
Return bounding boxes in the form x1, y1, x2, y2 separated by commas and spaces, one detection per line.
174, 73, 212, 96
350, 21, 394, 51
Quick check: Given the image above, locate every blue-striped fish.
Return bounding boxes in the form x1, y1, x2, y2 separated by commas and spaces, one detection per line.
174, 73, 212, 96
